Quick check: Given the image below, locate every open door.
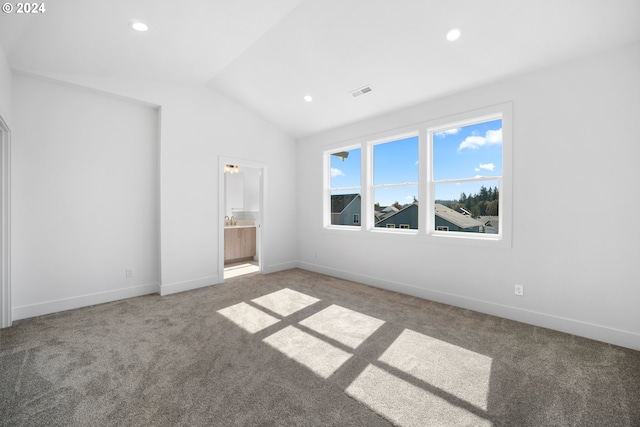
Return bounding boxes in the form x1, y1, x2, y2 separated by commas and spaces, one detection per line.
218, 156, 266, 282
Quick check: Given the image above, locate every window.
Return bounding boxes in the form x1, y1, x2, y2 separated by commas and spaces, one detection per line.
323, 103, 511, 246
429, 110, 507, 240
372, 135, 419, 230
327, 147, 361, 227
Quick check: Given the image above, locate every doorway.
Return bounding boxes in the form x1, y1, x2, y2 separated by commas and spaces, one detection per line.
218, 157, 265, 282
0, 115, 11, 329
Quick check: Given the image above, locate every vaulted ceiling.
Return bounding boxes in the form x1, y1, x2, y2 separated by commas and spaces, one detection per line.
1, 0, 639, 138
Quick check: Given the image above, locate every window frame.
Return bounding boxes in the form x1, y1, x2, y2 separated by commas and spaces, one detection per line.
367, 132, 420, 233
322, 102, 512, 248
425, 103, 512, 247
324, 144, 363, 230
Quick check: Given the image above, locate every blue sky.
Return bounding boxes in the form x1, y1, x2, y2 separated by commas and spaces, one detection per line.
330, 119, 502, 206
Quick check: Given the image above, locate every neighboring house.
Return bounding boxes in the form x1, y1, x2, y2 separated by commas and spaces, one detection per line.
434, 204, 484, 232
331, 194, 361, 225
375, 203, 419, 229
374, 205, 399, 222
477, 216, 499, 234
375, 202, 485, 232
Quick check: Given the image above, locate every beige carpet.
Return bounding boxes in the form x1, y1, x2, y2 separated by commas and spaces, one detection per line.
2, 268, 639, 426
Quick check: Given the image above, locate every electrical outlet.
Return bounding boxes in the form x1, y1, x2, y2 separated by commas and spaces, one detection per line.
514, 284, 524, 296
126, 269, 133, 278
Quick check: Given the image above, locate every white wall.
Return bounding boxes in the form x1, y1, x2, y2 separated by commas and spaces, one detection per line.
11, 71, 298, 301
297, 42, 640, 351
11, 74, 160, 318
0, 44, 11, 127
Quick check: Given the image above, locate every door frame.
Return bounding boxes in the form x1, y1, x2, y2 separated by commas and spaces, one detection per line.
0, 115, 11, 328
218, 156, 266, 282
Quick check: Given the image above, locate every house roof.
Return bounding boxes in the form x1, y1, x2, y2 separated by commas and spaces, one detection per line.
434, 204, 484, 229
373, 202, 486, 230
375, 203, 417, 225
478, 216, 500, 229
331, 194, 359, 214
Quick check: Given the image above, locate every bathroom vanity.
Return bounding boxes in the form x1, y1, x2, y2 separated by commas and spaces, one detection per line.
224, 223, 256, 264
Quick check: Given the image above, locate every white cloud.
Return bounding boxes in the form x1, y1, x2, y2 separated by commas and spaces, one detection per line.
331, 168, 345, 177
486, 129, 502, 143
434, 128, 460, 138
474, 168, 480, 172
458, 128, 502, 151
479, 163, 495, 171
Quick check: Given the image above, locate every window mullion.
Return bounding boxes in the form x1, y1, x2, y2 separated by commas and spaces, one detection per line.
330, 186, 361, 192
363, 141, 373, 230
372, 181, 419, 190
425, 128, 434, 234
432, 176, 502, 185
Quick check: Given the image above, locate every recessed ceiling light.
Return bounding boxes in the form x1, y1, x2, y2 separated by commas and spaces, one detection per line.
446, 27, 462, 41
304, 95, 313, 102
130, 21, 149, 32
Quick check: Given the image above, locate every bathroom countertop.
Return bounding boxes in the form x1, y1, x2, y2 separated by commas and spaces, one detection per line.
224, 219, 256, 229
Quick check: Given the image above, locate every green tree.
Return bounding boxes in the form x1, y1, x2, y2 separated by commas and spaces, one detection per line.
479, 186, 489, 201
486, 200, 498, 216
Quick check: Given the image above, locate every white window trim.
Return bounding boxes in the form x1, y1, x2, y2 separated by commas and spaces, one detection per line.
425, 103, 512, 247
322, 102, 512, 248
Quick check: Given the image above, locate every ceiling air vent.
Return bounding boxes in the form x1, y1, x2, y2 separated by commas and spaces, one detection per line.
351, 85, 373, 98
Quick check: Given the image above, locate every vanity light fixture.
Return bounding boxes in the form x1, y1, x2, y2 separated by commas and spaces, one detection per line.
225, 164, 240, 174
130, 21, 149, 32
446, 27, 462, 41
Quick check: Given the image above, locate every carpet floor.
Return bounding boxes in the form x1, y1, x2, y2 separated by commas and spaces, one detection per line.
1, 268, 639, 426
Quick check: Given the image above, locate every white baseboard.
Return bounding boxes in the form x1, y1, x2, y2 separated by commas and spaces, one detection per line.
160, 274, 219, 296
262, 261, 298, 274
296, 261, 640, 352
12, 282, 160, 321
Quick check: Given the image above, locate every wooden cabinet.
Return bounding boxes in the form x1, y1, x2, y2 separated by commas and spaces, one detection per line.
224, 226, 256, 264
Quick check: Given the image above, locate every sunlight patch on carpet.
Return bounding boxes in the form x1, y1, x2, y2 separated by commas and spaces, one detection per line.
217, 302, 280, 333
251, 288, 320, 317
299, 304, 385, 349
346, 364, 492, 427
263, 325, 352, 379
224, 263, 259, 279
379, 329, 492, 411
